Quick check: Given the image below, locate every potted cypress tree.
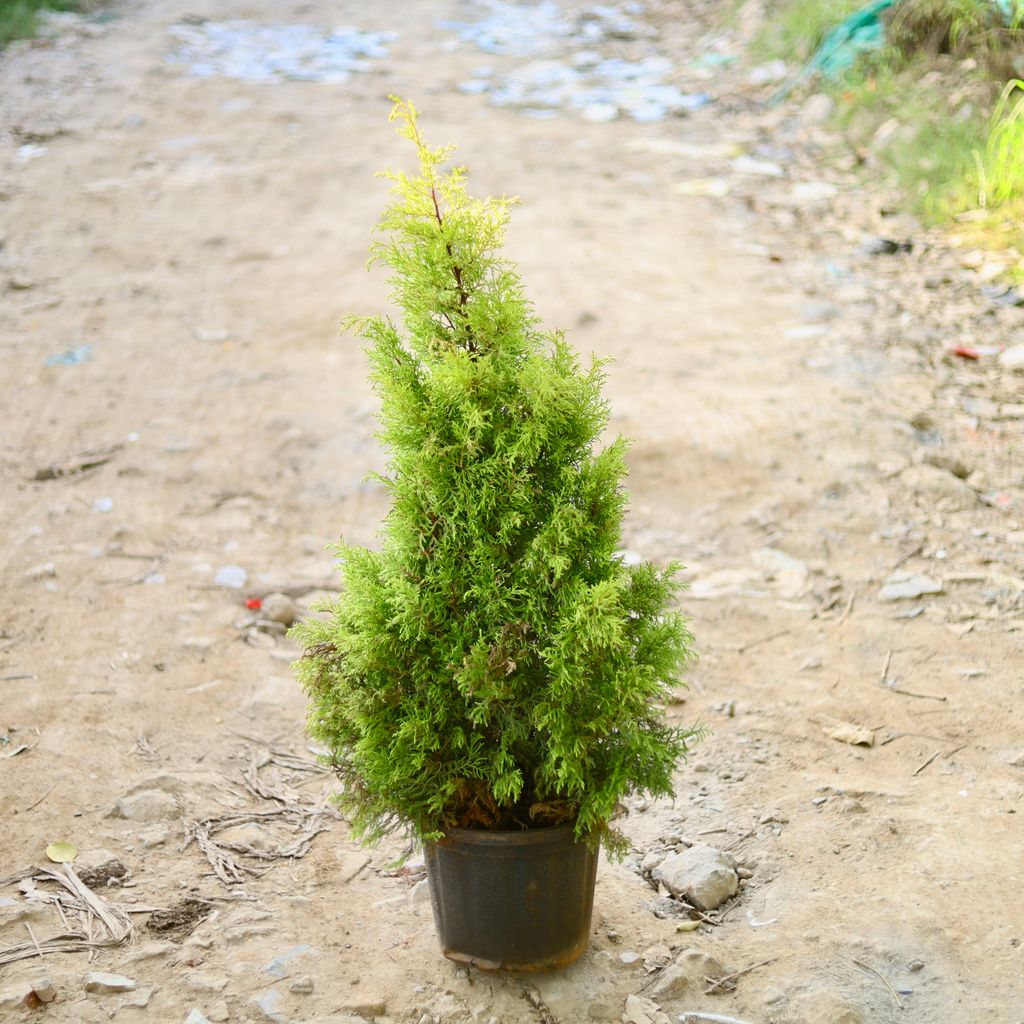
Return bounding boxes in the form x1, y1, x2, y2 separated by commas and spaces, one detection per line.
294, 99, 702, 972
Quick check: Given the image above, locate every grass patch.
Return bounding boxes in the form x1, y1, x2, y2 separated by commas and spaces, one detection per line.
886, 0, 1023, 63
833, 65, 1023, 263
979, 78, 1024, 206
753, 0, 1024, 272
832, 57, 990, 220
0, 0, 90, 48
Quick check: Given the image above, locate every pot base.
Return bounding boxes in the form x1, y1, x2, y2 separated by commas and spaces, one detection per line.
440, 934, 591, 973
425, 823, 598, 973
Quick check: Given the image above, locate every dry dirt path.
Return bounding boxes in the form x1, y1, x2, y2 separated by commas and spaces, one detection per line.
1, 3, 1023, 1023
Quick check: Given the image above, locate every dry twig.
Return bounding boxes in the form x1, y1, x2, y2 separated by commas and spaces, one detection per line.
679, 1014, 759, 1024
885, 541, 924, 577
0, 865, 136, 968
522, 985, 558, 1024
23, 783, 58, 812
913, 742, 967, 777
852, 957, 904, 1010
880, 649, 893, 682
735, 628, 791, 655
32, 444, 122, 482
704, 956, 778, 994
881, 683, 947, 702
183, 747, 337, 884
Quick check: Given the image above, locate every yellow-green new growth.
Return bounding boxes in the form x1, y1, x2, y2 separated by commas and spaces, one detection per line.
295, 101, 702, 856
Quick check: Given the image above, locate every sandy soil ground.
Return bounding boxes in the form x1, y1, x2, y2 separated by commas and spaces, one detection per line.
2, 2, 1024, 1023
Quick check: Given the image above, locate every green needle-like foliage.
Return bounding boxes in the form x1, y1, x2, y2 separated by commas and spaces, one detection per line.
293, 99, 703, 855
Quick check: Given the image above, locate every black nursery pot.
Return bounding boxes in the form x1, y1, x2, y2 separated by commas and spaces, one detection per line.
423, 822, 598, 972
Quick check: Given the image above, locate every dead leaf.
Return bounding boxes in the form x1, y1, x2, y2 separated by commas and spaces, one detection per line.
824, 722, 875, 747
45, 842, 78, 864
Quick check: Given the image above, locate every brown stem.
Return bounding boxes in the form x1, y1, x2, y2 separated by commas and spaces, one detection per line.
430, 186, 477, 355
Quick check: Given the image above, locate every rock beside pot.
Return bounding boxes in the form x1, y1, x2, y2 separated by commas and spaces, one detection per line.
651, 843, 738, 910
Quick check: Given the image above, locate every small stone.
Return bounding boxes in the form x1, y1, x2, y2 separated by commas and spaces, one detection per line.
263, 943, 314, 979
651, 844, 738, 911
340, 998, 387, 1017
0, 984, 34, 1010
84, 971, 137, 994
290, 976, 315, 994
619, 950, 642, 965
225, 923, 276, 944
823, 721, 875, 747
208, 1002, 230, 1022
922, 451, 972, 480
811, 796, 828, 806
787, 181, 838, 205
677, 948, 724, 979
194, 327, 230, 343
140, 824, 172, 848
800, 92, 834, 124
648, 963, 689, 1000
731, 155, 785, 177
260, 592, 298, 626
122, 986, 153, 1008
639, 850, 666, 875
582, 102, 619, 123
909, 958, 925, 972
184, 971, 228, 994
214, 565, 247, 588
878, 572, 944, 602
753, 546, 808, 598
109, 789, 178, 822
834, 282, 873, 304
0, 898, 51, 927
123, 940, 176, 963
998, 344, 1024, 370
185, 1012, 212, 1024
32, 979, 57, 1003
409, 877, 430, 907
24, 561, 56, 579
253, 989, 285, 1023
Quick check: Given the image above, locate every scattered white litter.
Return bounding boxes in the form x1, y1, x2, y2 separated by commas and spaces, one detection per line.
214, 565, 248, 588
167, 21, 395, 84
440, 0, 639, 57
444, 1, 710, 123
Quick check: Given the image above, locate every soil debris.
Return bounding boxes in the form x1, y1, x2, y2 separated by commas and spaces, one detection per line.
145, 897, 214, 941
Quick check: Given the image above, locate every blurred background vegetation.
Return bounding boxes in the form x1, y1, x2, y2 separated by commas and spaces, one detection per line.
755, 0, 1023, 275
0, 0, 98, 48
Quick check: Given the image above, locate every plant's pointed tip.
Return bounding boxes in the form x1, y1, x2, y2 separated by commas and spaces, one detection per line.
387, 94, 418, 127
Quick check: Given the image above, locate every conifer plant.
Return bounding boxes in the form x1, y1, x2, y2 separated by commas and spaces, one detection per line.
294, 99, 702, 859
